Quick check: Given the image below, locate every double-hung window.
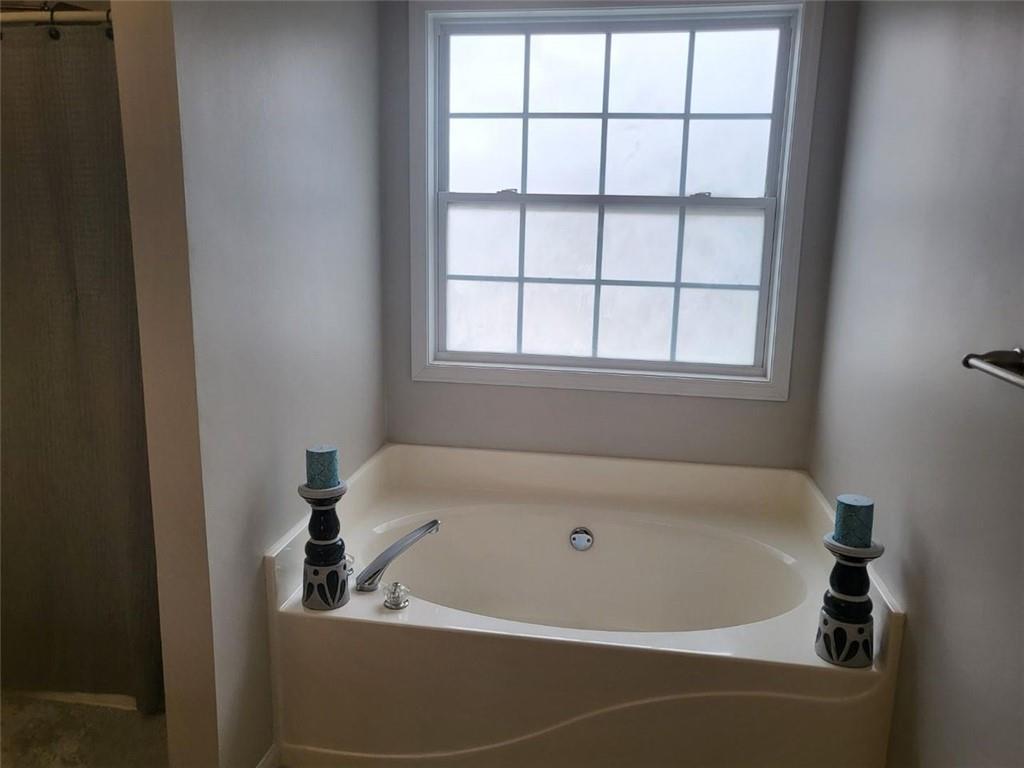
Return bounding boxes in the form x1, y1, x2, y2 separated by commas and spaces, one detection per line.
412, 4, 820, 399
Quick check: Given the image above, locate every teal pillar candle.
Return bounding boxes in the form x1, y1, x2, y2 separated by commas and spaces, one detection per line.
834, 494, 874, 548
305, 444, 340, 490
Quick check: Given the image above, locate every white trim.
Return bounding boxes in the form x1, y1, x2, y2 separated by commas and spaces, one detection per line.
410, 1, 823, 400
265, 546, 289, 768
415, 356, 787, 399
762, 0, 823, 404
7, 691, 137, 711
410, 2, 433, 385
255, 743, 280, 768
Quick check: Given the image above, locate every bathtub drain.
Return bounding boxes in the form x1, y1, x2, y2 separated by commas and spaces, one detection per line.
569, 527, 594, 551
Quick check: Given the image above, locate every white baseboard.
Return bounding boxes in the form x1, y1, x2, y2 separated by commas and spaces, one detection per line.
256, 743, 280, 768
7, 690, 137, 711
279, 744, 348, 768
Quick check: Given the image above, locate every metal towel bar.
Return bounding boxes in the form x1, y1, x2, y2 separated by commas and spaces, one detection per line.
962, 347, 1024, 390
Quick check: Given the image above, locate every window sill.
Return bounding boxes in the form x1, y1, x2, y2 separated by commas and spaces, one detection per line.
413, 358, 790, 400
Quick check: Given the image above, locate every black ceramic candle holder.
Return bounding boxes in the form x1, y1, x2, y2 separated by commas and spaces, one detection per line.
298, 480, 350, 610
815, 534, 884, 668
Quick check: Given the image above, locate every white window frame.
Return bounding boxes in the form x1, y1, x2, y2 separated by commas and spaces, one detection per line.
410, 2, 824, 400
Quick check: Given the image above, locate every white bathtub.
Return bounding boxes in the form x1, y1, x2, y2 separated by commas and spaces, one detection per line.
266, 445, 903, 767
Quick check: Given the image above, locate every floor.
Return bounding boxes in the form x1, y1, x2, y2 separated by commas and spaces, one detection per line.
1, 692, 168, 768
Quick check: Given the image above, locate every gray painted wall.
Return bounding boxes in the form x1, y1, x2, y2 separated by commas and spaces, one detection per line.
171, 3, 384, 766
380, 3, 856, 469
810, 3, 1024, 766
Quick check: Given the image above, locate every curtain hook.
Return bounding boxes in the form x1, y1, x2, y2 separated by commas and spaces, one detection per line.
48, 5, 60, 40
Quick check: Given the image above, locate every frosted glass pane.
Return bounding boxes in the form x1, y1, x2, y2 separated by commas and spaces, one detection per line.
681, 210, 765, 285
601, 207, 679, 282
522, 283, 594, 357
524, 206, 598, 278
529, 35, 606, 113
446, 280, 518, 353
605, 120, 684, 196
690, 30, 779, 114
675, 288, 759, 365
449, 35, 524, 113
608, 32, 689, 113
527, 119, 602, 194
449, 119, 522, 193
447, 205, 520, 277
685, 120, 770, 197
598, 286, 674, 361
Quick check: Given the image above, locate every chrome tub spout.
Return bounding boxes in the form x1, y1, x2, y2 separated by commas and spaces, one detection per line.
355, 519, 440, 592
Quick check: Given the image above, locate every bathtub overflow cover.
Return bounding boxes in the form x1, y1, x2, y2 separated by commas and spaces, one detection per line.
569, 527, 594, 551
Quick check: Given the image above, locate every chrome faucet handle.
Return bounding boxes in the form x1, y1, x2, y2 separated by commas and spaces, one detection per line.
383, 582, 410, 610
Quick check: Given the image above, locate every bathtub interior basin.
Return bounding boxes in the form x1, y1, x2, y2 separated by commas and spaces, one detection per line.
370, 504, 807, 632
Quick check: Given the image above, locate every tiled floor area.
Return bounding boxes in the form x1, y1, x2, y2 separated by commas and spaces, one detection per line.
1, 692, 168, 768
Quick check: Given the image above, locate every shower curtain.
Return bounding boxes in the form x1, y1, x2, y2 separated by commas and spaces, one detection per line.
1, 24, 163, 713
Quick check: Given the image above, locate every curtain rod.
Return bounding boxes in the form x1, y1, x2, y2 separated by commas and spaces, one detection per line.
0, 10, 109, 25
